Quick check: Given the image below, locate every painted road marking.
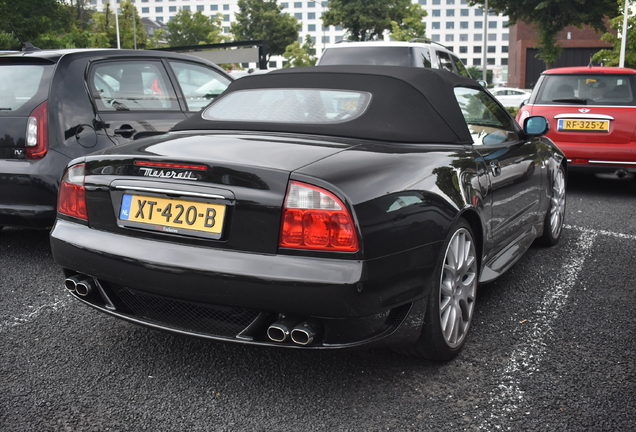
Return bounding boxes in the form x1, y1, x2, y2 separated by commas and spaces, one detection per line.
479, 224, 634, 430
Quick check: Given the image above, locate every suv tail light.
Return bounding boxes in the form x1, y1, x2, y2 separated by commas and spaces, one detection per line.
279, 181, 359, 252
26, 101, 49, 159
58, 164, 87, 220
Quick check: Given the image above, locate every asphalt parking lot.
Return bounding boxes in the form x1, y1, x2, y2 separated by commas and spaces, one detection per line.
1, 172, 634, 432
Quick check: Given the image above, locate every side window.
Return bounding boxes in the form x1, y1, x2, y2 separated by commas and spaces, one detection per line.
414, 47, 432, 68
451, 55, 470, 77
90, 61, 178, 111
454, 87, 517, 146
436, 51, 454, 73
168, 61, 232, 111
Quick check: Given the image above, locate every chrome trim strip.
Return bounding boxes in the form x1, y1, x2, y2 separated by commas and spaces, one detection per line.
589, 160, 636, 165
114, 185, 226, 200
554, 114, 615, 120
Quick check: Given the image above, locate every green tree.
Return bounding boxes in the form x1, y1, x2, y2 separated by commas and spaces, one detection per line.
117, 0, 147, 49
592, 1, 636, 68
230, 0, 300, 59
322, 0, 413, 41
90, 3, 117, 48
389, 3, 427, 41
469, 0, 619, 68
167, 9, 227, 46
468, 66, 493, 84
283, 34, 317, 67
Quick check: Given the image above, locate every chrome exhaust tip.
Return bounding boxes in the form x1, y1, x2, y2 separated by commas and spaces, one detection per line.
64, 276, 82, 293
267, 317, 302, 343
75, 278, 95, 297
291, 320, 322, 346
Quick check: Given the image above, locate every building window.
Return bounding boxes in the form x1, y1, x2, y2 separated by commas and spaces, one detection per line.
459, 46, 467, 53
431, 34, 441, 42
446, 9, 455, 17
501, 58, 508, 65
336, 35, 343, 42
155, 6, 163, 12
474, 34, 482, 41
473, 46, 482, 53
487, 46, 496, 53
460, 9, 469, 16
446, 34, 454, 42
502, 21, 509, 27
432, 0, 440, 4
295, 13, 302, 19
322, 36, 330, 43
223, 27, 230, 33
169, 6, 176, 12
269, 61, 277, 68
308, 24, 316, 31
197, 5, 203, 11
211, 5, 218, 10
432, 22, 440, 29
475, 9, 483, 16
460, 58, 467, 64
418, 0, 427, 4
182, 5, 190, 11
489, 11, 497, 16
308, 12, 316, 19
502, 33, 509, 41
460, 21, 468, 29
432, 10, 440, 17
446, 22, 454, 29
502, 46, 509, 53
473, 58, 481, 65
223, 14, 230, 21
489, 21, 497, 28
294, 2, 302, 7
156, 16, 163, 21
308, 1, 315, 6
474, 21, 483, 29
141, 7, 149, 13
335, 25, 343, 30
487, 58, 495, 65
281, 2, 288, 8
446, 0, 454, 3
460, 34, 468, 41
488, 33, 497, 41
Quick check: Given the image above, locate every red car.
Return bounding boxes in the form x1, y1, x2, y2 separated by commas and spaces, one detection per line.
517, 66, 636, 177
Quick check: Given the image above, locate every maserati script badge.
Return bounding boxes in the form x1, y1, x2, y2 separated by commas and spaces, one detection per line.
139, 167, 198, 180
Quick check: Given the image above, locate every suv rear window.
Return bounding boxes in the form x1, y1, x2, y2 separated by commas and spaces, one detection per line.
319, 47, 414, 67
535, 74, 636, 106
0, 64, 53, 114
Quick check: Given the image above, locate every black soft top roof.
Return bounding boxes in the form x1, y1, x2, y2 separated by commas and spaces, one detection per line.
173, 65, 479, 144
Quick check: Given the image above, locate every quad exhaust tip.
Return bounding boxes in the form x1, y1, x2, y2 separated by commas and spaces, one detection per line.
267, 317, 322, 346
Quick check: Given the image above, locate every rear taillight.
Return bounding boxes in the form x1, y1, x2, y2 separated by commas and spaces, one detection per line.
26, 100, 48, 159
58, 164, 87, 220
279, 181, 359, 252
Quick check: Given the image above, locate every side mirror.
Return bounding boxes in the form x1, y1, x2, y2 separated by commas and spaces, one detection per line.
523, 116, 549, 136
519, 98, 529, 108
477, 80, 487, 87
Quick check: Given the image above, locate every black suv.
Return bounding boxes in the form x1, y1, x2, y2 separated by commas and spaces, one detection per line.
0, 48, 232, 229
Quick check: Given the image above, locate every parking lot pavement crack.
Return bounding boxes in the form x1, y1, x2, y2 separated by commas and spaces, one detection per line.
479, 228, 597, 430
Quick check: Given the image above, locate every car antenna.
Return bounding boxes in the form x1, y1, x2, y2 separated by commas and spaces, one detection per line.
8, 23, 40, 52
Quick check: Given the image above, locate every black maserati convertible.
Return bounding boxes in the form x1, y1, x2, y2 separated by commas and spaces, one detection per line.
50, 66, 566, 360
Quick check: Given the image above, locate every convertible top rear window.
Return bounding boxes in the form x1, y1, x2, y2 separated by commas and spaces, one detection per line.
202, 88, 372, 124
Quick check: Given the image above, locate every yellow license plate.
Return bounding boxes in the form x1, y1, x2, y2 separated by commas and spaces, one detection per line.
119, 194, 226, 237
557, 119, 609, 132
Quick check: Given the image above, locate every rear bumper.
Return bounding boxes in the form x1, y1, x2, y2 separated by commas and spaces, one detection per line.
51, 219, 438, 349
556, 141, 636, 173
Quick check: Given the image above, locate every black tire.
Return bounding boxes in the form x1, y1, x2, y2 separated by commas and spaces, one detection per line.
536, 164, 566, 246
401, 219, 479, 361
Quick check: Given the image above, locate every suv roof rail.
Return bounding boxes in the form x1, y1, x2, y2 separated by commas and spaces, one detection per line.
409, 38, 450, 50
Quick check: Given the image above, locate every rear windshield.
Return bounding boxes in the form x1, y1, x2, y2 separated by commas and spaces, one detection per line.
535, 73, 636, 106
202, 88, 372, 123
319, 47, 414, 67
0, 63, 53, 114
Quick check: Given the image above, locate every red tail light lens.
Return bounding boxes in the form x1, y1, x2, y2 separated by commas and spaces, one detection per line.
58, 164, 87, 220
279, 181, 359, 252
26, 100, 48, 159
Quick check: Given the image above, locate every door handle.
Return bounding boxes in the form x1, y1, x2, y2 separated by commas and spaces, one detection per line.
114, 125, 136, 138
490, 160, 502, 176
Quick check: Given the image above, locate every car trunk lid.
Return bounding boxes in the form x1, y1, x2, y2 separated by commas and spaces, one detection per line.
82, 132, 360, 254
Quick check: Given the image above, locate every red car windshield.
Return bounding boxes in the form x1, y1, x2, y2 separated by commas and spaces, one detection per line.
534, 73, 636, 106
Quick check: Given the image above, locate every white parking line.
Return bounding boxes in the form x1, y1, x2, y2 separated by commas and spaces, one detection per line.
0, 295, 71, 332
479, 225, 607, 430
